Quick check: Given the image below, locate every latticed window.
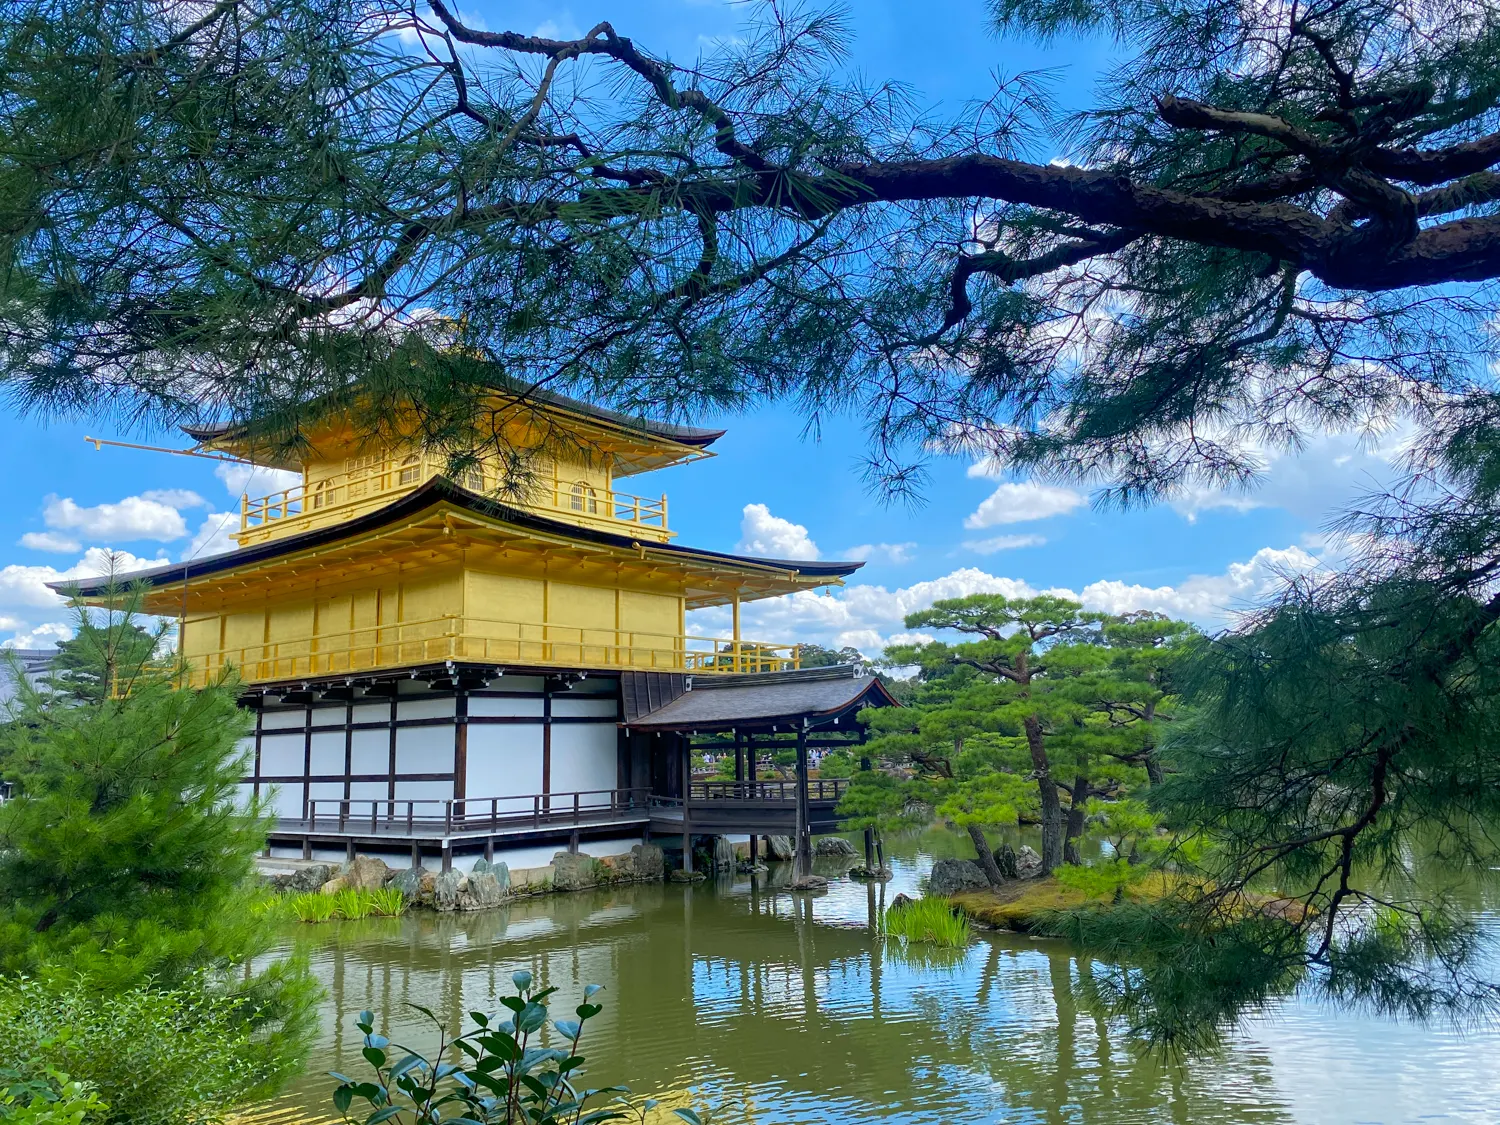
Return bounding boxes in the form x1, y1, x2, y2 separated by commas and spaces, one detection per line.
456, 464, 484, 492
570, 481, 598, 513
398, 453, 422, 485
310, 479, 328, 509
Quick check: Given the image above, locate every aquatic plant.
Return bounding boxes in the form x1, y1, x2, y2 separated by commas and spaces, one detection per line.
288, 893, 335, 923
885, 896, 971, 949
331, 889, 371, 921
334, 972, 703, 1125
366, 888, 406, 917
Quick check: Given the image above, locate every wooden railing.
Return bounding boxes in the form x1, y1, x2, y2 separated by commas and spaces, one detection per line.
297, 788, 651, 836
188, 613, 799, 685
689, 778, 851, 802
238, 454, 669, 543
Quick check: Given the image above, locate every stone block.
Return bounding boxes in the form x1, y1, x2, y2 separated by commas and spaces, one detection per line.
342, 855, 392, 891
456, 871, 507, 911
711, 836, 737, 871
319, 876, 349, 896
630, 844, 665, 880
927, 858, 990, 896
388, 866, 427, 900
763, 835, 795, 861
551, 851, 603, 892
433, 869, 463, 911
285, 863, 335, 893
814, 837, 856, 857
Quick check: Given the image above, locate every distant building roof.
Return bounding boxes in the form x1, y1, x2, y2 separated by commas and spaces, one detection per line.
621, 664, 899, 732
0, 648, 58, 707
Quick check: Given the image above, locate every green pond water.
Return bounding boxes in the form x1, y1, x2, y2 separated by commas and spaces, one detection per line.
279, 830, 1500, 1124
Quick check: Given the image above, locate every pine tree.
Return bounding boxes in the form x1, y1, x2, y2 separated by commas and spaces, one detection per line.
0, 587, 316, 1062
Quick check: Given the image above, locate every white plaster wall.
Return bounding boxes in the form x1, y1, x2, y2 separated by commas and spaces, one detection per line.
259, 733, 304, 776
394, 723, 455, 774
399, 697, 455, 721
464, 725, 543, 805
550, 723, 618, 804
349, 728, 388, 774
263, 781, 303, 820
262, 709, 306, 730
550, 696, 619, 719
309, 731, 345, 774
469, 695, 543, 717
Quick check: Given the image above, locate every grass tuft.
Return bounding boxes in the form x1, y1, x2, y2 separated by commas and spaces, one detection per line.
288, 892, 336, 923
367, 887, 407, 917
885, 895, 972, 948
331, 888, 373, 920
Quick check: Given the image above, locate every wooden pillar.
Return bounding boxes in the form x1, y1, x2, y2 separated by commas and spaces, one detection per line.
749, 834, 758, 864
681, 734, 693, 873
795, 725, 811, 877
734, 727, 744, 784
732, 595, 742, 671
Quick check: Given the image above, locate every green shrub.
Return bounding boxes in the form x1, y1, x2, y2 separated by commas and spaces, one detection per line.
334, 972, 701, 1125
885, 896, 971, 949
330, 890, 371, 921
288, 894, 335, 923
366, 888, 406, 918
0, 977, 294, 1125
0, 1069, 106, 1125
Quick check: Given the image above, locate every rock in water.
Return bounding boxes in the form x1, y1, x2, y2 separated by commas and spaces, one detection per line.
712, 836, 737, 871
889, 893, 915, 911
388, 866, 427, 899
764, 835, 795, 861
285, 863, 334, 893
927, 858, 990, 896
319, 876, 349, 896
457, 871, 506, 910
993, 843, 1019, 880
631, 844, 665, 880
790, 874, 829, 892
551, 851, 602, 891
814, 837, 856, 856
1015, 846, 1043, 878
849, 865, 894, 880
342, 854, 392, 890
433, 869, 463, 911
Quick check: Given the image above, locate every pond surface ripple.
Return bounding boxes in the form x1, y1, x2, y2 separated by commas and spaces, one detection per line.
279, 834, 1500, 1125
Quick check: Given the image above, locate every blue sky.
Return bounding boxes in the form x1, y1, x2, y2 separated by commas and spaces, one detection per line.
0, 0, 1409, 651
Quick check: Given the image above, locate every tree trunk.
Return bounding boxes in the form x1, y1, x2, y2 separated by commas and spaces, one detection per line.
1024, 714, 1063, 873
965, 821, 1007, 886
1063, 775, 1090, 866
1144, 752, 1164, 787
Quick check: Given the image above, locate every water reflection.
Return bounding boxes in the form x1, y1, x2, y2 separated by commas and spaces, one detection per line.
280, 830, 1500, 1125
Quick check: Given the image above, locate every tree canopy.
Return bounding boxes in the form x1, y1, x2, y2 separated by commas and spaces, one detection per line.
4, 0, 1499, 496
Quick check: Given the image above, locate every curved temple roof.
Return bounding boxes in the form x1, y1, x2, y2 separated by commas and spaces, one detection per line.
54, 476, 863, 600
621, 664, 899, 732
182, 379, 726, 451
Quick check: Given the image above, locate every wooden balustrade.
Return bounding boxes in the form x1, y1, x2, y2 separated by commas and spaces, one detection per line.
688, 778, 850, 802
300, 788, 652, 835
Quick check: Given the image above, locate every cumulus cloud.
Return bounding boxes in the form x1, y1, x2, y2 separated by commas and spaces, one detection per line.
737, 503, 820, 560
181, 511, 241, 561
3, 621, 74, 650
688, 546, 1324, 658
18, 531, 81, 553
964, 534, 1046, 554
214, 461, 301, 498
0, 546, 171, 650
41, 492, 202, 542
843, 542, 916, 564
964, 481, 1087, 528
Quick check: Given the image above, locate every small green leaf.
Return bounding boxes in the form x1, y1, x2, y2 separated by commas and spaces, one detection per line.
512, 970, 533, 992
672, 1110, 705, 1125
362, 1047, 387, 1068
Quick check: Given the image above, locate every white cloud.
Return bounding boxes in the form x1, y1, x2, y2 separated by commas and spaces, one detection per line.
1170, 427, 1413, 523
42, 493, 196, 542
964, 481, 1087, 528
214, 461, 301, 498
843, 542, 916, 564
141, 488, 207, 510
3, 621, 74, 650
534, 15, 581, 39
181, 511, 240, 561
737, 503, 820, 561
688, 546, 1325, 658
964, 534, 1046, 554
18, 531, 81, 553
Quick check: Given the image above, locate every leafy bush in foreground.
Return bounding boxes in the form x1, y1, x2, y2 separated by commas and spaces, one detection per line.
0, 977, 295, 1125
334, 972, 701, 1125
0, 1069, 105, 1125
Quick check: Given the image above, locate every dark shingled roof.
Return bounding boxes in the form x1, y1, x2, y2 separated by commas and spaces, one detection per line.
182, 379, 725, 449
52, 477, 864, 597
622, 664, 899, 732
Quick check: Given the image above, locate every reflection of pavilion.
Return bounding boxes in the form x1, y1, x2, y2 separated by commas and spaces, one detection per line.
297, 878, 1292, 1124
